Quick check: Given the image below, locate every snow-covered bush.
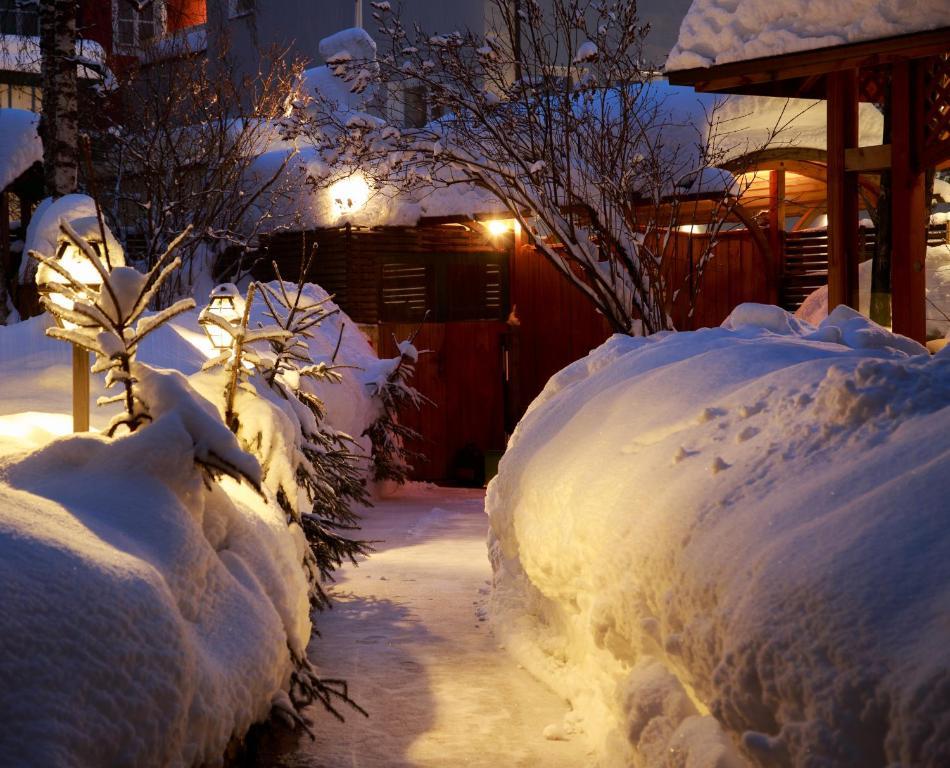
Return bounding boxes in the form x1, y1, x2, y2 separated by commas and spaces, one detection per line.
488, 303, 949, 767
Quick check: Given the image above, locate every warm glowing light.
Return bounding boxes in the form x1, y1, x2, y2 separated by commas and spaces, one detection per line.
35, 242, 106, 329
484, 218, 520, 237
0, 412, 74, 447
329, 172, 371, 217
199, 283, 245, 351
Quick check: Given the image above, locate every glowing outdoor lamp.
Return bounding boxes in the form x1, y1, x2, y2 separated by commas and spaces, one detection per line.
329, 172, 371, 217
35, 239, 105, 433
483, 218, 521, 238
199, 283, 245, 351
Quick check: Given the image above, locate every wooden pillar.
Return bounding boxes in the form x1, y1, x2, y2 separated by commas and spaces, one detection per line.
768, 169, 786, 301
890, 60, 927, 342
826, 70, 860, 311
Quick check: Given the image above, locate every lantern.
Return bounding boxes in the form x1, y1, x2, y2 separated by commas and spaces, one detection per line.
199, 283, 245, 350
35, 238, 110, 433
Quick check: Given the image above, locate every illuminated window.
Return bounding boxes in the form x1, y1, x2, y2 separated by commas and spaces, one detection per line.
0, 81, 41, 111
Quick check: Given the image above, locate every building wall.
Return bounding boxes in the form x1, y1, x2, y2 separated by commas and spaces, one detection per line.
206, 0, 692, 80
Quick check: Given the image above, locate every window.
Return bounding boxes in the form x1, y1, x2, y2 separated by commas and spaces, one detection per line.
0, 81, 41, 111
403, 85, 427, 129
115, 0, 163, 49
229, 0, 254, 18
0, 0, 39, 37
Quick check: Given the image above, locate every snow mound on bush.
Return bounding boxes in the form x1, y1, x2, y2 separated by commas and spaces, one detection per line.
0, 404, 309, 767
488, 303, 949, 767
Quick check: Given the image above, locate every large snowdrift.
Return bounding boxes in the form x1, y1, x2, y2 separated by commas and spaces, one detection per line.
0, 385, 310, 767
0, 278, 388, 765
488, 303, 950, 767
666, 0, 950, 70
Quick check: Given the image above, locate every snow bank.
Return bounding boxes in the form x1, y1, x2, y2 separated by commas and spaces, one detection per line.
796, 244, 950, 339
488, 303, 949, 766
667, 0, 950, 70
0, 108, 41, 191
0, 396, 309, 766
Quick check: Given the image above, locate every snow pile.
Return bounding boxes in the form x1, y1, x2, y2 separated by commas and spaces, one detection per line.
667, 0, 950, 70
0, 378, 309, 767
795, 244, 950, 339
488, 303, 949, 766
20, 194, 126, 283
0, 108, 41, 191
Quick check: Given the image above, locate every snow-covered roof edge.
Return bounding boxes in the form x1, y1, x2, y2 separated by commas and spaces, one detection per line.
666, 0, 950, 72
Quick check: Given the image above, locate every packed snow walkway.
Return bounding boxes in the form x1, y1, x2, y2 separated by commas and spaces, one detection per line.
251, 486, 592, 768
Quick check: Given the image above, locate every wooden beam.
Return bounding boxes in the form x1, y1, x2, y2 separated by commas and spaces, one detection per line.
827, 70, 861, 311
890, 60, 927, 342
768, 169, 786, 278
666, 26, 950, 96
844, 143, 892, 172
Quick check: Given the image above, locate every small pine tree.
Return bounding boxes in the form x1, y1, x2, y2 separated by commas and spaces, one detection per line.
364, 327, 429, 484
33, 222, 193, 435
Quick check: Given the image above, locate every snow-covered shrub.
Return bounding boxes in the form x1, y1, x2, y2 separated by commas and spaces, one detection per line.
488, 304, 949, 767
363, 330, 428, 484
200, 274, 372, 611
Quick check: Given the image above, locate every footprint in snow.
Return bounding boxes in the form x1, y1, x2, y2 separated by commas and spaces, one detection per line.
736, 426, 760, 443
672, 446, 699, 464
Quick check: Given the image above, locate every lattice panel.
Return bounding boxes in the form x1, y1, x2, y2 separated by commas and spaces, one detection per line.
923, 53, 950, 166
859, 67, 888, 106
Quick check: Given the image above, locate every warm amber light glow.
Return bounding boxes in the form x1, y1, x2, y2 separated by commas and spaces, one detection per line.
484, 219, 520, 238
200, 284, 245, 351
329, 173, 371, 217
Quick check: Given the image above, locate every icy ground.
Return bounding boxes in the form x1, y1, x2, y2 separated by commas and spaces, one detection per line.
250, 485, 593, 768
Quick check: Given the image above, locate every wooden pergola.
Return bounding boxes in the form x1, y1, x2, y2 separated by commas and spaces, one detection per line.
669, 27, 950, 342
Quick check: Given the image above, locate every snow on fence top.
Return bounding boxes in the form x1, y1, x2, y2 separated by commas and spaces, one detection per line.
0, 108, 41, 191
666, 0, 950, 71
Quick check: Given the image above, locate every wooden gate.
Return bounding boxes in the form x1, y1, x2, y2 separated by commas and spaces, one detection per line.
377, 320, 509, 483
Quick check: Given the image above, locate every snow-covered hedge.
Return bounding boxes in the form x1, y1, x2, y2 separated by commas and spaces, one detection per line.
488, 303, 950, 767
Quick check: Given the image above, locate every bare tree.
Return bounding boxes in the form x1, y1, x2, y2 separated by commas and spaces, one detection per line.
94, 32, 307, 305
296, 0, 792, 335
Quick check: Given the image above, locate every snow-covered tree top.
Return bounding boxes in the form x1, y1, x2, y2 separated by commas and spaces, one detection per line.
666, 0, 950, 71
0, 108, 41, 191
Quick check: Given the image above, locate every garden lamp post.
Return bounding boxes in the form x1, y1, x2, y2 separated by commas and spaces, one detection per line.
198, 283, 245, 352
35, 240, 104, 433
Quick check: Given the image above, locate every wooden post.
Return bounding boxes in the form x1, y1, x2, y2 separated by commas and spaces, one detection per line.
890, 60, 927, 342
72, 344, 89, 432
768, 169, 786, 302
826, 70, 860, 311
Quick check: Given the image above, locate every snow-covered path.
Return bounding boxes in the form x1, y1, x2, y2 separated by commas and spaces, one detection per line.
251, 486, 592, 768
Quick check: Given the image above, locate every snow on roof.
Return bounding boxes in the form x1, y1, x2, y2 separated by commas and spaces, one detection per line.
666, 0, 950, 71
0, 35, 107, 79
0, 108, 41, 191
